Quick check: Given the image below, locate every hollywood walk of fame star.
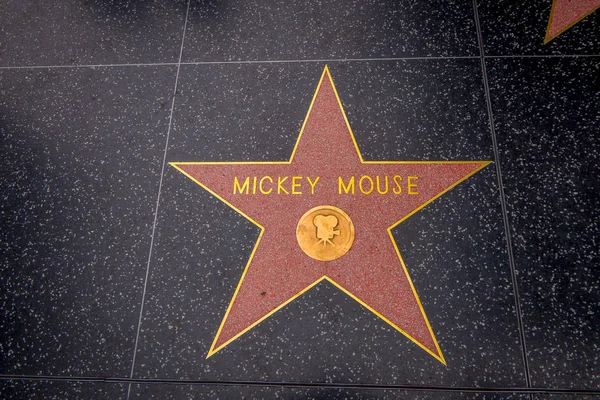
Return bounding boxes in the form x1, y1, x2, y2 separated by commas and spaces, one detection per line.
545, 0, 600, 43
171, 66, 490, 364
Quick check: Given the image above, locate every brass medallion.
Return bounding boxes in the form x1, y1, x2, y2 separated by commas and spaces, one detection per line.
296, 205, 355, 261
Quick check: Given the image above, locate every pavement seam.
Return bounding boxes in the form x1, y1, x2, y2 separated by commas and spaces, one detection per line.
2, 54, 600, 70
125, 0, 192, 399
3, 375, 600, 395
471, 0, 533, 390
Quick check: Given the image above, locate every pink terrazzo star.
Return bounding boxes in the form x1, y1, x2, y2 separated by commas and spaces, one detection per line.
171, 66, 490, 363
545, 0, 600, 43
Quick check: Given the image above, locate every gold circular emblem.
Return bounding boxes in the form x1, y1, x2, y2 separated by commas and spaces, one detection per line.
296, 205, 355, 261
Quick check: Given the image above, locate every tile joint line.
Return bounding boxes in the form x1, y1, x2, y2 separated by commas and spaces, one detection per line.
2, 374, 600, 395
472, 0, 532, 389
2, 54, 600, 70
125, 0, 192, 399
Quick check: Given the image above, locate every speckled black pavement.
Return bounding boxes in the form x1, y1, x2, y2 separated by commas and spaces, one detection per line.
1, 0, 599, 399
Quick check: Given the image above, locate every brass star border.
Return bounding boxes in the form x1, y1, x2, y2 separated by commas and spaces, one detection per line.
170, 66, 491, 364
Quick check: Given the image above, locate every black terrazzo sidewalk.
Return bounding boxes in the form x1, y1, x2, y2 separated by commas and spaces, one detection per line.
1, 0, 599, 399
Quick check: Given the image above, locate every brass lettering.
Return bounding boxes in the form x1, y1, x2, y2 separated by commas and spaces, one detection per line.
359, 175, 374, 195
233, 177, 250, 194
278, 176, 289, 194
338, 176, 355, 194
376, 176, 389, 194
408, 176, 419, 195
259, 176, 273, 194
238, 175, 412, 196
291, 176, 302, 194
393, 175, 402, 194
307, 176, 320, 194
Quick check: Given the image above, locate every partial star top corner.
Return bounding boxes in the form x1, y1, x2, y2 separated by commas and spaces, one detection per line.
545, 0, 600, 43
